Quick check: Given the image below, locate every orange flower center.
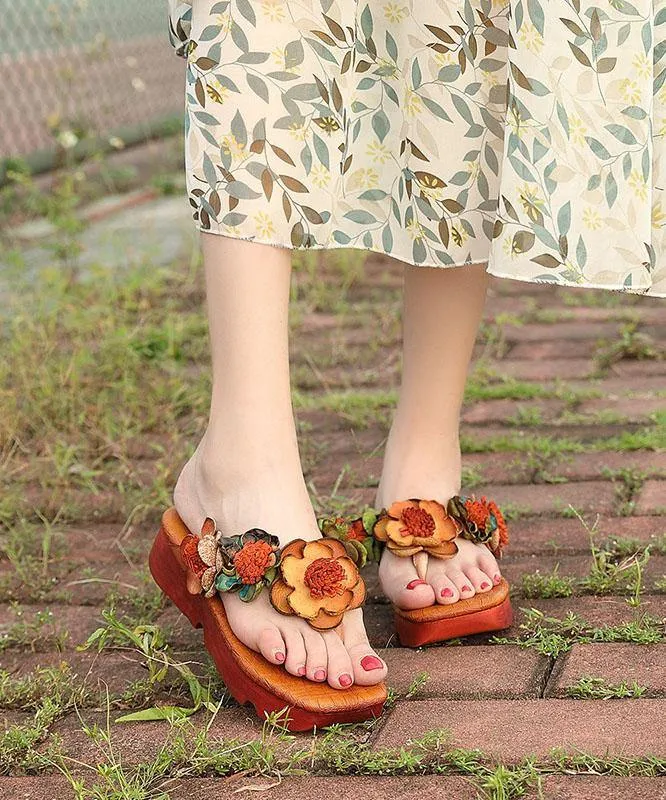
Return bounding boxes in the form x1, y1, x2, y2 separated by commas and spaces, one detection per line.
348, 519, 367, 541
401, 506, 436, 538
465, 499, 491, 529
304, 557, 346, 598
180, 535, 207, 578
233, 541, 274, 584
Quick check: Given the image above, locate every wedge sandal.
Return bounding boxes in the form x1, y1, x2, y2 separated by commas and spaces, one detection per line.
318, 495, 512, 648
149, 508, 387, 731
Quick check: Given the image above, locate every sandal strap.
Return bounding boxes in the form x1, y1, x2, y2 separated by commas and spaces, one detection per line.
179, 518, 366, 631
317, 494, 509, 563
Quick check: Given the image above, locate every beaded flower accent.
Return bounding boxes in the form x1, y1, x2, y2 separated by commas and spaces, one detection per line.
446, 495, 509, 558
179, 517, 281, 601
270, 538, 365, 630
372, 499, 461, 559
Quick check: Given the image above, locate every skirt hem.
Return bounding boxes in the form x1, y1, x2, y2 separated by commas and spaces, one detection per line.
194, 223, 665, 299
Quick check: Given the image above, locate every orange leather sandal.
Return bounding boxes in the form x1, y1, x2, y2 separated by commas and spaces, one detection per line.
149, 508, 387, 731
319, 495, 512, 648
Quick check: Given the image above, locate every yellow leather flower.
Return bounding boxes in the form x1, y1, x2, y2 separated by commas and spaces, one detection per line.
373, 499, 460, 559
270, 539, 365, 630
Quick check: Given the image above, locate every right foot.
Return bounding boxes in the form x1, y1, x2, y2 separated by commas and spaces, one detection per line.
173, 440, 387, 690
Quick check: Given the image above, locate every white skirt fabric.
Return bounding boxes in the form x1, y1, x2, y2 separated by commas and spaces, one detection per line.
168, 0, 666, 296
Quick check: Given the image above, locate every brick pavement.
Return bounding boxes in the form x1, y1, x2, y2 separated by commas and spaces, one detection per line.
1, 197, 665, 797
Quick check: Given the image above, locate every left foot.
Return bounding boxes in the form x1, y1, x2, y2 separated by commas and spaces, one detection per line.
375, 438, 501, 609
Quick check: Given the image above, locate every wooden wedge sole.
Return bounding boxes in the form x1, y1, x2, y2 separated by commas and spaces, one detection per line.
393, 579, 513, 648
148, 508, 387, 731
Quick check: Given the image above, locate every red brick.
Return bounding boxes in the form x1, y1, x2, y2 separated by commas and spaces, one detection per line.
511, 596, 666, 632
548, 452, 666, 481
502, 322, 620, 342
508, 516, 665, 555
0, 604, 104, 650
381, 645, 547, 699
576, 397, 666, 422
540, 776, 666, 800
567, 376, 666, 395
635, 481, 666, 515
612, 360, 666, 377
167, 776, 480, 800
475, 482, 616, 515
496, 359, 594, 381
46, 708, 262, 767
461, 399, 567, 425
546, 644, 666, 697
372, 698, 666, 758
508, 340, 597, 359
0, 777, 73, 800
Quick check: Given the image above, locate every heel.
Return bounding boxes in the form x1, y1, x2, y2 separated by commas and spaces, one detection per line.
149, 526, 203, 628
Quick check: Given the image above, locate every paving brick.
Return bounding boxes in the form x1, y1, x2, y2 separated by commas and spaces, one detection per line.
0, 604, 105, 650
0, 777, 73, 800
540, 776, 666, 800
167, 776, 480, 800
508, 515, 665, 554
576, 396, 666, 422
612, 360, 666, 377
502, 322, 621, 342
495, 359, 594, 381
508, 340, 598, 360
381, 645, 547, 699
46, 708, 262, 767
546, 644, 666, 697
635, 481, 666, 515
461, 399, 567, 425
475, 482, 616, 515
567, 376, 666, 395
511, 596, 666, 631
546, 451, 666, 481
372, 699, 666, 759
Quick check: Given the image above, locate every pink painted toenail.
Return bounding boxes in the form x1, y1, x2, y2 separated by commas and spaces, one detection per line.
462, 585, 472, 592
297, 666, 306, 676
361, 655, 384, 672
441, 588, 454, 598
480, 582, 490, 589
494, 574, 501, 584
314, 669, 327, 681
274, 651, 285, 663
407, 579, 427, 590
339, 673, 353, 687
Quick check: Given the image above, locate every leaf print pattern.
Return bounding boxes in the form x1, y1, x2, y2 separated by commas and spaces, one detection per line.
168, 0, 666, 297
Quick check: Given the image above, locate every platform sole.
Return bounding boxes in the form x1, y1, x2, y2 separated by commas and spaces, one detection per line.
149, 514, 387, 731
393, 579, 513, 648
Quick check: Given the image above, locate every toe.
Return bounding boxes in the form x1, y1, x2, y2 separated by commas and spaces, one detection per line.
321, 630, 355, 690
478, 551, 502, 585
302, 629, 328, 684
342, 609, 387, 686
448, 568, 475, 598
380, 552, 435, 610
429, 569, 460, 605
280, 627, 307, 677
465, 566, 493, 594
256, 625, 287, 666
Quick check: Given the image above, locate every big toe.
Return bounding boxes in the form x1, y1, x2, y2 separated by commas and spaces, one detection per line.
379, 552, 435, 610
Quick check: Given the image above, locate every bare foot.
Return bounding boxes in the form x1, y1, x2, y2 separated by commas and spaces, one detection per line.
375, 438, 502, 609
173, 439, 387, 689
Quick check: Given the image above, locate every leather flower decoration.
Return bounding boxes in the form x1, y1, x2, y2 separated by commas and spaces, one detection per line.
270, 539, 365, 630
180, 517, 281, 600
446, 495, 508, 558
372, 499, 460, 559
318, 509, 382, 566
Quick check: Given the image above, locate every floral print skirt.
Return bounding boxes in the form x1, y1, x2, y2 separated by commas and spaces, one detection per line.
168, 0, 666, 297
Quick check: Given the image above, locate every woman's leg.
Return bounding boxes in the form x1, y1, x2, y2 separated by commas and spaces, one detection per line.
376, 263, 501, 608
174, 233, 387, 687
